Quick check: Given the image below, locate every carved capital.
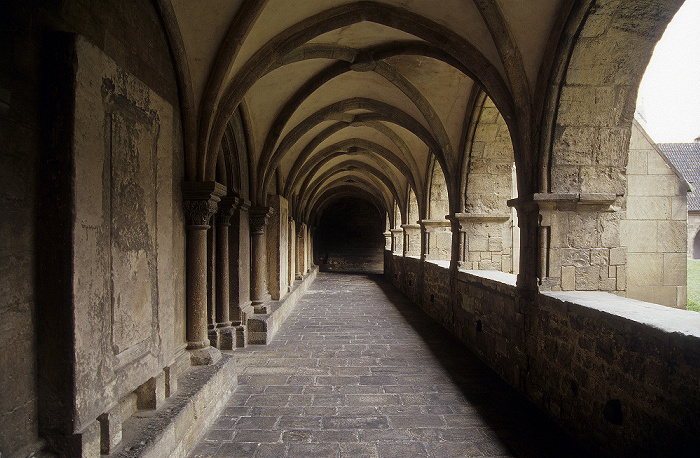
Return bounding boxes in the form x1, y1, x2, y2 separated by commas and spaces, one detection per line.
183, 199, 218, 228
182, 181, 226, 228
249, 206, 272, 234
216, 196, 240, 226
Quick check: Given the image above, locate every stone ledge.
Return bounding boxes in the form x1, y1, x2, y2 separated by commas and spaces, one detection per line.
543, 290, 700, 338
109, 354, 236, 458
458, 269, 518, 288
247, 266, 319, 345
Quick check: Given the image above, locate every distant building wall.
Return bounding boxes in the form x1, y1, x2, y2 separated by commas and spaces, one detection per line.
689, 212, 700, 259
623, 121, 688, 308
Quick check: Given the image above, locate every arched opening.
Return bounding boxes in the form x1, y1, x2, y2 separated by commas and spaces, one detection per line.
694, 230, 700, 259
314, 196, 385, 273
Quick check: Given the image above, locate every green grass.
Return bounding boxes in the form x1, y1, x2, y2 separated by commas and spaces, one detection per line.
688, 259, 700, 311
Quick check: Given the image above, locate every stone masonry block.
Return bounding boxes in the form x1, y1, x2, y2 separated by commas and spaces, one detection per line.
568, 213, 597, 249
628, 175, 680, 197
609, 247, 626, 266
616, 266, 626, 291
488, 237, 502, 252
671, 196, 687, 221
626, 253, 663, 286
469, 236, 489, 252
646, 150, 674, 176
620, 220, 657, 253
98, 406, 122, 454
579, 166, 625, 195
663, 253, 686, 287
599, 212, 621, 248
627, 286, 677, 308
550, 164, 581, 193
626, 147, 648, 174
561, 265, 575, 291
657, 221, 687, 253
575, 266, 600, 291
590, 248, 609, 266
626, 196, 671, 220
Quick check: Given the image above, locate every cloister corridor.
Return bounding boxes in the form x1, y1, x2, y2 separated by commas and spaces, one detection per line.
188, 273, 586, 458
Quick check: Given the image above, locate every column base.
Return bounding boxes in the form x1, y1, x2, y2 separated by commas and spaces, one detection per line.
217, 327, 235, 350
234, 325, 247, 348
252, 296, 270, 314
208, 329, 219, 349
189, 346, 222, 366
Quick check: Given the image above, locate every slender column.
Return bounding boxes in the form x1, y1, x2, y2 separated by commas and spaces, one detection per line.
401, 224, 421, 257
384, 230, 392, 250
230, 199, 251, 348
308, 226, 315, 269
182, 181, 225, 365
214, 196, 239, 349
288, 217, 296, 290
296, 222, 307, 277
249, 206, 272, 314
390, 228, 403, 255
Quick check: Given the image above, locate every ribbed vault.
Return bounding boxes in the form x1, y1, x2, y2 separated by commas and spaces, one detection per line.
161, 0, 684, 260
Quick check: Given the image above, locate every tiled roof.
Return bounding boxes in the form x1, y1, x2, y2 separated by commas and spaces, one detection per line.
657, 142, 700, 211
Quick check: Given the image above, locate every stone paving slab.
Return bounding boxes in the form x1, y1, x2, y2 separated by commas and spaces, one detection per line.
189, 273, 589, 458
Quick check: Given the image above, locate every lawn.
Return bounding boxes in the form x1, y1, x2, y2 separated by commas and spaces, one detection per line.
688, 259, 700, 312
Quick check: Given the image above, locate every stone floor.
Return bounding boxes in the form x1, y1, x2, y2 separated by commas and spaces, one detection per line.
189, 273, 589, 458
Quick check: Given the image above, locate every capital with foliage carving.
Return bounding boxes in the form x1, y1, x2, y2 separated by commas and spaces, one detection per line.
182, 181, 227, 229
249, 206, 272, 235
216, 196, 240, 226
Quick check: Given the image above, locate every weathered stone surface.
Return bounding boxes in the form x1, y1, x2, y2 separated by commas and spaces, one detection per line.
191, 272, 585, 457
387, 255, 700, 457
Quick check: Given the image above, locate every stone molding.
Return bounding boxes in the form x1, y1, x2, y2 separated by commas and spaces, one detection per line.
533, 192, 617, 213
419, 219, 452, 231
249, 206, 272, 234
452, 213, 510, 231
215, 195, 240, 226
182, 181, 227, 228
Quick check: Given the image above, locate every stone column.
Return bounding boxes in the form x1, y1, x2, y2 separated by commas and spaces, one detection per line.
296, 221, 307, 277
266, 195, 289, 300
214, 195, 239, 350
308, 225, 315, 269
419, 219, 452, 262
249, 206, 272, 314
390, 228, 403, 255
452, 213, 511, 270
182, 181, 226, 365
508, 196, 539, 293
384, 230, 392, 250
229, 199, 251, 348
288, 217, 296, 290
401, 223, 421, 257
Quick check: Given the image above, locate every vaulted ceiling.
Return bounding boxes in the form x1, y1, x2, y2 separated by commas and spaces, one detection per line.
163, 0, 570, 221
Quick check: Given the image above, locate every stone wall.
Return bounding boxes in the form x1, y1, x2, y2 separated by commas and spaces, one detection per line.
0, 1, 183, 455
623, 121, 688, 307
690, 212, 700, 259
386, 253, 700, 456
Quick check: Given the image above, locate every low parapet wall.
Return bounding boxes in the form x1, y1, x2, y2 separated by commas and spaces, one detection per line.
247, 266, 318, 344
385, 252, 700, 457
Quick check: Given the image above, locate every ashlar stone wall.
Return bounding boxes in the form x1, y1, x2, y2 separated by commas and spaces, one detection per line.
38, 35, 187, 454
386, 253, 700, 456
623, 120, 688, 307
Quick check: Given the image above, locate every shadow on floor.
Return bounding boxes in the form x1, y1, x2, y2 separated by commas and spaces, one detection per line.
361, 272, 592, 458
